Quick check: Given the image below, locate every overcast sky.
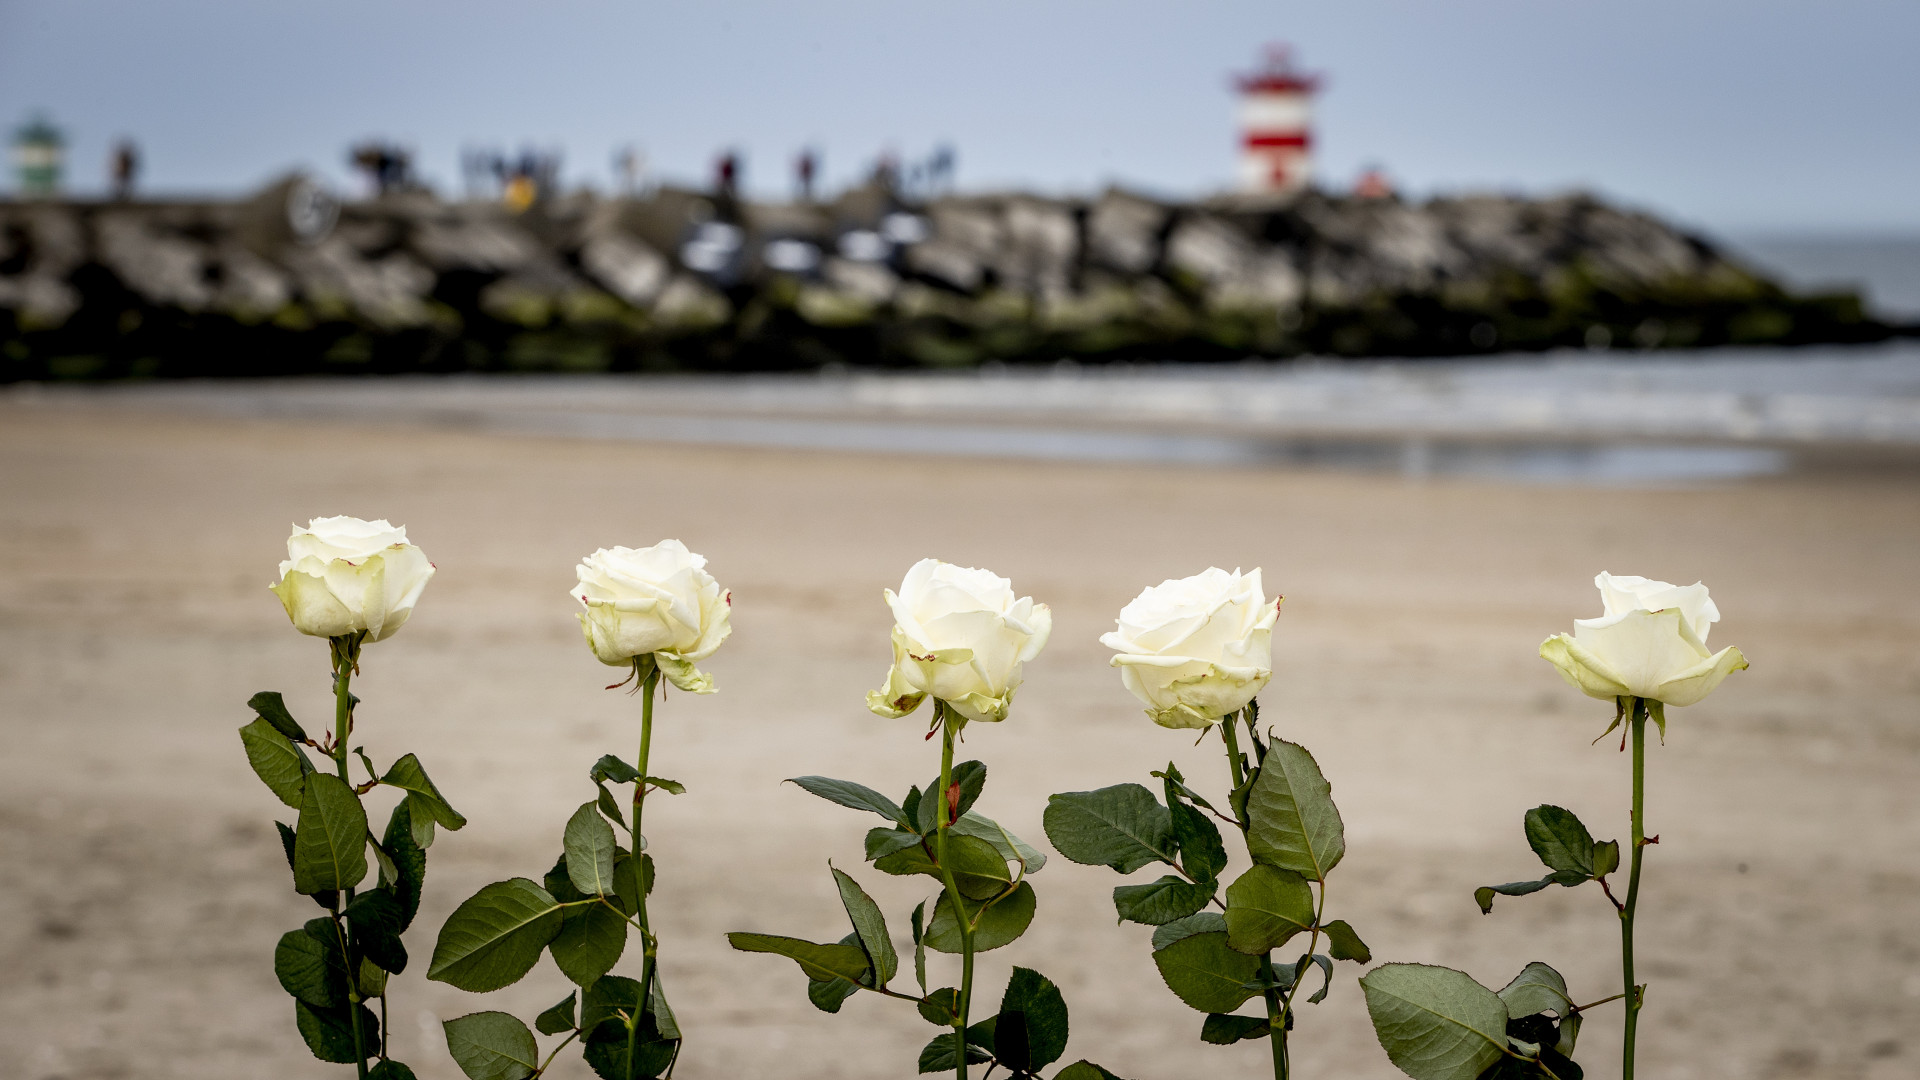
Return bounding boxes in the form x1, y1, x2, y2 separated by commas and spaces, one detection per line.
2, 0, 1915, 234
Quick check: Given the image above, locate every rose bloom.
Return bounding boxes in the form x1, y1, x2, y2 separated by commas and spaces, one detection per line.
1102, 567, 1279, 730
867, 559, 1052, 724
1540, 572, 1748, 707
573, 540, 731, 692
269, 516, 434, 642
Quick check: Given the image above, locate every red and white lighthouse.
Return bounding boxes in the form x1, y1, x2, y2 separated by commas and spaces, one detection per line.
1235, 46, 1319, 197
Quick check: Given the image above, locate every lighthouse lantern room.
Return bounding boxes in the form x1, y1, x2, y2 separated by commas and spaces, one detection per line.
1235, 46, 1318, 197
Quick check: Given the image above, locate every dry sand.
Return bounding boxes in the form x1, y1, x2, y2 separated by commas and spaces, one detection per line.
1, 397, 1916, 1080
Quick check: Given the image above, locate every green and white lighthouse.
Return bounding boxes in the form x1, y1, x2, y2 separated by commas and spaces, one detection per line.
12, 114, 65, 197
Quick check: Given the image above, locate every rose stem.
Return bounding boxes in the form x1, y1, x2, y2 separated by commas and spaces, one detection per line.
932, 702, 976, 1080
1621, 696, 1649, 1080
1220, 710, 1289, 1080
330, 632, 371, 1079
632, 661, 661, 1071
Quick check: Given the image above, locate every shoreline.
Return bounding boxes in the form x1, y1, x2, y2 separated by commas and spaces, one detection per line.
9, 342, 1919, 484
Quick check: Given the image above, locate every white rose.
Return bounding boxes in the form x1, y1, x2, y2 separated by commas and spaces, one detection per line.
574, 540, 731, 693
268, 516, 435, 642
1101, 567, 1280, 730
867, 559, 1052, 724
1540, 572, 1748, 707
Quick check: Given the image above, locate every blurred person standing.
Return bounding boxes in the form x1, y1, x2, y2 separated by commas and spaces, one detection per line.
109, 139, 139, 200
795, 146, 817, 203
928, 143, 955, 194
614, 145, 647, 195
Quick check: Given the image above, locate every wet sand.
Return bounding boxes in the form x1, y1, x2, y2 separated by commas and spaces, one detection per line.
1, 398, 1916, 1080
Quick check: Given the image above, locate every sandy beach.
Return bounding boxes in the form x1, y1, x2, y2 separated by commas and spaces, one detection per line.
2, 390, 1916, 1080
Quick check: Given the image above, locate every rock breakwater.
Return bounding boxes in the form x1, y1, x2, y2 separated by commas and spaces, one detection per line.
0, 179, 1895, 379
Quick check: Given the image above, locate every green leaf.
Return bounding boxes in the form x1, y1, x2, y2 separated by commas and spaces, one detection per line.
248, 691, 307, 742
788, 775, 911, 828
580, 973, 645, 1038
345, 888, 408, 974
1473, 870, 1591, 913
240, 717, 315, 808
380, 754, 467, 831
1524, 806, 1595, 877
1244, 740, 1345, 882
866, 827, 924, 862
353, 747, 383, 786
580, 975, 677, 1080
544, 853, 588, 903
293, 773, 369, 895
1300, 952, 1336, 1003
565, 802, 618, 896
1360, 963, 1511, 1080
404, 793, 437, 851
651, 970, 684, 1041
367, 1061, 418, 1080
535, 991, 578, 1035
549, 900, 627, 987
1498, 962, 1573, 1019
1228, 772, 1257, 829
808, 972, 861, 1013
876, 832, 1012, 900
1224, 864, 1316, 955
1592, 839, 1620, 879
589, 754, 640, 784
726, 932, 872, 984
1201, 1013, 1272, 1045
1151, 911, 1227, 950
1114, 876, 1217, 926
832, 867, 898, 987
1043, 784, 1176, 874
295, 999, 377, 1064
427, 878, 564, 992
640, 775, 685, 794
920, 759, 988, 831
918, 1032, 993, 1074
915, 763, 988, 835
582, 1022, 676, 1080
911, 900, 928, 993
380, 801, 427, 931
1254, 955, 1303, 992
995, 966, 1070, 1072
443, 1010, 539, 1080
805, 937, 864, 1014
356, 955, 389, 999
952, 810, 1049, 874
1152, 931, 1262, 1013
1171, 801, 1228, 883
1154, 761, 1220, 815
275, 820, 299, 875
919, 987, 962, 1026
926, 880, 1037, 954
611, 850, 653, 917
275, 918, 350, 1007
278, 821, 335, 908
1322, 919, 1372, 963
367, 831, 399, 889
1556, 1013, 1583, 1057
1054, 1062, 1129, 1080
595, 782, 628, 830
